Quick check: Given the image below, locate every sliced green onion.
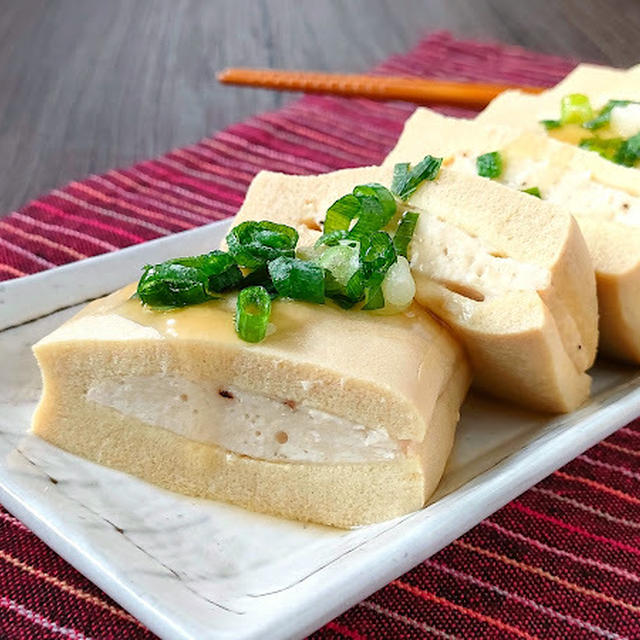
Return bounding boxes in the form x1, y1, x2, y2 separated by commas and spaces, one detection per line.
359, 231, 397, 310
614, 132, 640, 167
578, 136, 624, 162
235, 286, 272, 343
349, 183, 397, 236
362, 284, 385, 310
391, 155, 443, 201
476, 151, 503, 179
136, 250, 242, 308
324, 268, 364, 309
560, 93, 593, 125
392, 162, 410, 194
360, 231, 397, 277
226, 220, 298, 269
521, 186, 542, 198
355, 183, 396, 214
239, 265, 277, 297
581, 133, 640, 168
324, 194, 361, 234
137, 262, 212, 308
267, 256, 325, 303
325, 183, 397, 237
319, 242, 362, 307
318, 243, 361, 287
345, 269, 366, 302
583, 99, 636, 130
393, 211, 420, 258
315, 230, 350, 247
540, 119, 562, 130
197, 250, 243, 292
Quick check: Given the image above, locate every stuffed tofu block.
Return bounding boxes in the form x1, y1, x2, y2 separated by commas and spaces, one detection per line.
230, 164, 598, 413
32, 170, 471, 528
385, 107, 640, 362
477, 63, 640, 167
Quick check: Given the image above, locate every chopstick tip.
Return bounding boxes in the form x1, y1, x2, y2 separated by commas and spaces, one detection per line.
217, 68, 232, 83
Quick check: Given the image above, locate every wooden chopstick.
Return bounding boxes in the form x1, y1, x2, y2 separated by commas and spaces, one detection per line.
217, 68, 544, 108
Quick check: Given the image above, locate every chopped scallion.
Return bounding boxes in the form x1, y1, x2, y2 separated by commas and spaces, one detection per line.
325, 182, 398, 237
393, 211, 420, 258
578, 136, 624, 162
362, 284, 385, 310
235, 286, 272, 343
560, 93, 593, 125
196, 250, 244, 293
360, 231, 397, 279
137, 262, 211, 308
614, 132, 640, 167
315, 230, 350, 247
349, 183, 397, 236
267, 256, 325, 303
540, 119, 562, 130
521, 186, 541, 198
226, 220, 298, 269
324, 193, 361, 234
583, 99, 637, 130
476, 151, 503, 179
318, 243, 361, 288
391, 155, 443, 201
136, 161, 438, 341
345, 269, 366, 301
240, 265, 277, 297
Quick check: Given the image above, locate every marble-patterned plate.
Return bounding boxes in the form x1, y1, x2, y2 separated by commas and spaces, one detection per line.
1, 220, 639, 640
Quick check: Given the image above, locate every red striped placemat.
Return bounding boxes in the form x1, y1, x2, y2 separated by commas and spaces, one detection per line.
2, 32, 639, 640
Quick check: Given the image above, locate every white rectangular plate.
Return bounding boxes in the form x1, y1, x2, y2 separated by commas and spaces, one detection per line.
2, 220, 640, 640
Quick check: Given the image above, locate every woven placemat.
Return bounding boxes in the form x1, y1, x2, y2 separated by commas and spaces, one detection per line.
2, 32, 639, 640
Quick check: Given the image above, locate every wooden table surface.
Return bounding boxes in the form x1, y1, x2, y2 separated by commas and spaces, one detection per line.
1, 0, 639, 215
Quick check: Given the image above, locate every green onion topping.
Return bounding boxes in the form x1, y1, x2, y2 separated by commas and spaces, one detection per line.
268, 256, 325, 303
614, 132, 640, 167
134, 157, 446, 341
324, 182, 397, 237
363, 284, 386, 311
583, 99, 639, 130
324, 194, 361, 234
392, 211, 420, 258
349, 183, 397, 237
476, 151, 503, 179
137, 262, 212, 308
136, 250, 243, 308
315, 229, 350, 247
540, 119, 562, 130
360, 231, 397, 310
235, 286, 272, 343
226, 220, 298, 269
579, 136, 621, 162
560, 93, 593, 125
391, 155, 443, 201
521, 186, 542, 198
541, 96, 640, 168
578, 136, 621, 161
194, 250, 244, 292
318, 243, 361, 288
577, 134, 640, 167
541, 97, 640, 133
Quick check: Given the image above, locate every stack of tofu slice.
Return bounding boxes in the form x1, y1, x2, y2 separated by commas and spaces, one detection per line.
33, 63, 640, 528
388, 63, 640, 364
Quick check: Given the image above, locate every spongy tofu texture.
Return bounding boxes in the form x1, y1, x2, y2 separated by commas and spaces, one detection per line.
31, 239, 471, 527
232, 165, 597, 412
384, 107, 640, 363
